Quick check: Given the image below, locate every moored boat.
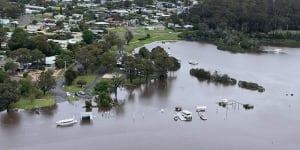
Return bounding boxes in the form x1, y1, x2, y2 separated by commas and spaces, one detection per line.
198, 112, 207, 120
180, 110, 192, 121
56, 117, 77, 126
188, 60, 198, 65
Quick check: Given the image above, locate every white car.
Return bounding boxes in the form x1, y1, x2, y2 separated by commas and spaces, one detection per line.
66, 92, 71, 97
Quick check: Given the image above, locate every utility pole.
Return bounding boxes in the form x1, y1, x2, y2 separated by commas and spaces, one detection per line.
64, 60, 66, 71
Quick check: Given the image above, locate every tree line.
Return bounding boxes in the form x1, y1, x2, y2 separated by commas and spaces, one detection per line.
190, 68, 265, 92
182, 0, 300, 33
176, 0, 300, 52
0, 70, 56, 112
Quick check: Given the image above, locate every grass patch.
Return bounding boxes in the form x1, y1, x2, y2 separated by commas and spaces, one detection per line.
109, 26, 180, 52
125, 33, 179, 52
63, 75, 97, 92
11, 94, 55, 109
67, 96, 79, 101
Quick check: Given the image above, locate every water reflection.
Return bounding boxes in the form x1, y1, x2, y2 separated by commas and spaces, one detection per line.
1, 112, 21, 127
40, 104, 58, 118
80, 120, 93, 126
114, 103, 126, 117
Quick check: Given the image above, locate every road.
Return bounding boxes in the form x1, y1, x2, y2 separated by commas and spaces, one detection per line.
50, 77, 67, 103
51, 73, 103, 102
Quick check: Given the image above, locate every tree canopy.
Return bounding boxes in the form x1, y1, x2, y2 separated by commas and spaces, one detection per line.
82, 30, 94, 44
8, 28, 31, 50
0, 80, 20, 112
37, 70, 56, 95
182, 0, 300, 33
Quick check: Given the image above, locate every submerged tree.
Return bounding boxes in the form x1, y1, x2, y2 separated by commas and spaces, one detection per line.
0, 80, 20, 112
111, 74, 124, 101
94, 79, 113, 108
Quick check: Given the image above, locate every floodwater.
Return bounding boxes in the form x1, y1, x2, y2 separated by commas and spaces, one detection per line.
1, 41, 300, 150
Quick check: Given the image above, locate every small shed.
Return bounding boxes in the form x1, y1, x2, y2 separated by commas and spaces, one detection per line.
80, 112, 93, 121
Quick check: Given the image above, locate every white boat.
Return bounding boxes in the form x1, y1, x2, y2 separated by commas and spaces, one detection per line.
188, 60, 198, 65
56, 117, 77, 126
273, 48, 283, 54
198, 112, 207, 120
196, 106, 207, 112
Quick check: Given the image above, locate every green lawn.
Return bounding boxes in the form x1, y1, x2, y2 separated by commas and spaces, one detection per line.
11, 94, 56, 109
108, 26, 180, 52
63, 75, 97, 92
126, 32, 179, 52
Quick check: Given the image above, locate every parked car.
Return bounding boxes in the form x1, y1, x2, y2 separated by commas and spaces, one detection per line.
75, 91, 86, 96
78, 91, 86, 95
66, 92, 71, 97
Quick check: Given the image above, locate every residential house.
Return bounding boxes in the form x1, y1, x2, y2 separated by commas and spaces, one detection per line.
45, 56, 56, 70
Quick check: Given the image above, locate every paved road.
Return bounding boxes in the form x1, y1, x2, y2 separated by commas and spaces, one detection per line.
84, 74, 102, 94
51, 73, 103, 102
50, 77, 67, 103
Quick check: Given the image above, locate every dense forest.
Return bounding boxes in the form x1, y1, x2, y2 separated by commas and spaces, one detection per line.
184, 0, 300, 32
177, 0, 300, 52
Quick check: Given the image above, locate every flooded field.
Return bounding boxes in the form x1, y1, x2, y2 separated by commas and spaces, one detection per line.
1, 41, 300, 150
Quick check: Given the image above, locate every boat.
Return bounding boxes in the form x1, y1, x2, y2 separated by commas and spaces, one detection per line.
56, 117, 77, 126
180, 110, 192, 121
188, 60, 198, 65
198, 112, 207, 120
273, 48, 283, 54
196, 106, 207, 112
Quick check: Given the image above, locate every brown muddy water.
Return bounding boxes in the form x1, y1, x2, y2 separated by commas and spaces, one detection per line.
1, 41, 300, 150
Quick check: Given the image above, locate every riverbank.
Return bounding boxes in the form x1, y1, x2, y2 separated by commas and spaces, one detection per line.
179, 30, 300, 53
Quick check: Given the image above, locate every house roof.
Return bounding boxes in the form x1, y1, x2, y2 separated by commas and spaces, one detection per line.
94, 22, 110, 25
45, 56, 56, 65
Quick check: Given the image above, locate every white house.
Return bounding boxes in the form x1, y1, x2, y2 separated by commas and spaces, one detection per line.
25, 5, 46, 14
45, 56, 56, 70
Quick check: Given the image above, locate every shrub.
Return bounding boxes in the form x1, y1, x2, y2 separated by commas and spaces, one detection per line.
238, 81, 265, 92
34, 89, 44, 99
243, 104, 254, 109
85, 100, 92, 109
23, 72, 29, 78
77, 79, 87, 87
96, 94, 112, 108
